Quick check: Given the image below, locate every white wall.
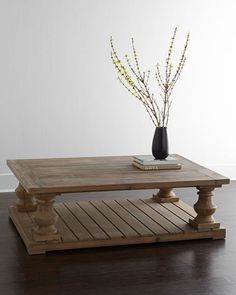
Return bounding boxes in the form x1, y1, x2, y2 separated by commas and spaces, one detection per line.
1, 0, 236, 191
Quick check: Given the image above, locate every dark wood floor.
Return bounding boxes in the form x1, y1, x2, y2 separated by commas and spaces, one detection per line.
1, 182, 236, 295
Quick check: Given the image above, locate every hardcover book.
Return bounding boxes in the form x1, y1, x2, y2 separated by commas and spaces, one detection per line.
133, 155, 179, 166
132, 161, 182, 171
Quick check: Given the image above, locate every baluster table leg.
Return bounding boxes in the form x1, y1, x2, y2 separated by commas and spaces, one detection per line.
15, 183, 37, 212
153, 188, 179, 203
189, 186, 220, 231
33, 194, 61, 242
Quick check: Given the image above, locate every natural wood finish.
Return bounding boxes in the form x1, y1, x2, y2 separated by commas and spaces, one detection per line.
189, 186, 220, 230
116, 199, 168, 235
78, 201, 124, 239
129, 198, 182, 234
153, 188, 179, 203
33, 194, 61, 242
3, 184, 236, 295
162, 202, 195, 223
103, 199, 153, 237
174, 199, 197, 217
6, 154, 230, 254
64, 202, 109, 240
54, 203, 93, 241
90, 200, 139, 238
9, 198, 225, 255
7, 154, 229, 194
142, 198, 196, 233
14, 183, 37, 212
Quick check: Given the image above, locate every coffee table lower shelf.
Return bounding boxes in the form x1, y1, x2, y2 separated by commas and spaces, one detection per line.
9, 198, 225, 255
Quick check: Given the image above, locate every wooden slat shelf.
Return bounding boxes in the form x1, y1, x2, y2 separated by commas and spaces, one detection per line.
9, 198, 225, 255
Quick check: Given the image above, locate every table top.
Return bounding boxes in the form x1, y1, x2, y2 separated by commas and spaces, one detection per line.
7, 154, 230, 194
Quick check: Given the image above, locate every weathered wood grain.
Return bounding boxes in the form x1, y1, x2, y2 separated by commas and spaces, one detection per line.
9, 198, 226, 255
7, 155, 230, 194
7, 154, 229, 255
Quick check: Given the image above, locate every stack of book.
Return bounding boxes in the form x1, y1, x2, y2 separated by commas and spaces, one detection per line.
132, 155, 182, 171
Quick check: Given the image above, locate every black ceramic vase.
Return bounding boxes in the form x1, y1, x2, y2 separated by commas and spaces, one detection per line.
152, 127, 169, 160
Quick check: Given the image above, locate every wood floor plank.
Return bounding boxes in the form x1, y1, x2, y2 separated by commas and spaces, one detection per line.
54, 203, 93, 241
91, 200, 139, 238
55, 218, 78, 243
103, 200, 153, 237
129, 199, 183, 234
174, 200, 197, 218
65, 202, 109, 240
79, 201, 124, 239
161, 202, 194, 222
143, 199, 196, 233
116, 199, 168, 235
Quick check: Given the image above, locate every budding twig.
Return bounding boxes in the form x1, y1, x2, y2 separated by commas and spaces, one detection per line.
110, 29, 189, 127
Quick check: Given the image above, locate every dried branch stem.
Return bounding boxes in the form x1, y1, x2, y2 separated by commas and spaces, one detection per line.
110, 28, 189, 127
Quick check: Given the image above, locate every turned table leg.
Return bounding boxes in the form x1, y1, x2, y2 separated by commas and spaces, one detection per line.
153, 188, 179, 203
14, 183, 37, 212
189, 186, 220, 231
33, 194, 61, 242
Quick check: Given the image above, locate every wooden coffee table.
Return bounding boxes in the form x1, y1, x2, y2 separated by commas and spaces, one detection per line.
7, 154, 230, 255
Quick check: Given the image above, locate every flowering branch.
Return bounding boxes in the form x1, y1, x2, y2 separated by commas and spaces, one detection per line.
110, 28, 189, 127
